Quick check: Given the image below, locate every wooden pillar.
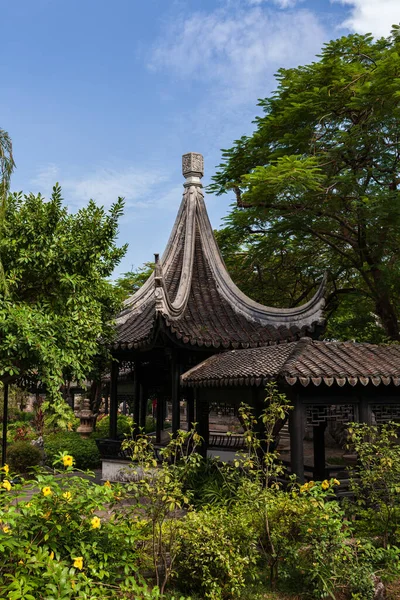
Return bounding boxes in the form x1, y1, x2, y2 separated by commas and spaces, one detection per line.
186, 387, 195, 430
171, 354, 180, 434
140, 383, 147, 429
313, 422, 327, 481
359, 397, 372, 426
196, 391, 209, 458
104, 383, 109, 415
133, 360, 140, 435
2, 384, 9, 467
156, 394, 163, 444
109, 360, 119, 440
289, 394, 305, 483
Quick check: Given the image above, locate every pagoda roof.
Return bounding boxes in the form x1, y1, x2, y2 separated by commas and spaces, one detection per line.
181, 338, 400, 388
113, 153, 326, 352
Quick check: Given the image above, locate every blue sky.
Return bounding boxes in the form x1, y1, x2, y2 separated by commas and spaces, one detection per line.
2, 0, 400, 277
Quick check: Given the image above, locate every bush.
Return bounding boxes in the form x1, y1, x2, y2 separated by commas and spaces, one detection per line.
174, 506, 257, 600
94, 414, 133, 438
0, 460, 154, 599
7, 441, 43, 474
44, 432, 100, 470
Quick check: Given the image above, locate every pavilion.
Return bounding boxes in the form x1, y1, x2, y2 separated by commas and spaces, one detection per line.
102, 153, 326, 459
181, 338, 400, 482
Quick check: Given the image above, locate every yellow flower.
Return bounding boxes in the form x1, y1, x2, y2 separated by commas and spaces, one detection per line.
308, 480, 315, 489
67, 422, 73, 431
2, 525, 10, 534
333, 478, 340, 486
307, 528, 313, 533
26, 502, 31, 508
91, 516, 101, 529
73, 556, 83, 570
2, 480, 12, 491
62, 455, 74, 468
104, 480, 111, 488
321, 480, 330, 490
2, 464, 9, 475
42, 486, 52, 497
43, 510, 52, 520
18, 559, 24, 565
63, 491, 72, 502
49, 551, 54, 560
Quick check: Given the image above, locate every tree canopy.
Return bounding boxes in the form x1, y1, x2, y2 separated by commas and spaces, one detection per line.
210, 29, 400, 342
114, 262, 154, 301
0, 184, 126, 400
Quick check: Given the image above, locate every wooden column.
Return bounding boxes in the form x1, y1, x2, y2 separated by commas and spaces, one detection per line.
196, 390, 209, 458
313, 422, 327, 481
109, 360, 119, 440
2, 384, 8, 467
289, 394, 305, 483
133, 360, 140, 435
104, 383, 109, 415
139, 383, 147, 429
156, 394, 163, 444
359, 397, 372, 426
171, 354, 180, 434
186, 387, 195, 430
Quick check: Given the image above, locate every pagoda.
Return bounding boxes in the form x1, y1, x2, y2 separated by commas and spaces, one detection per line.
106, 153, 326, 445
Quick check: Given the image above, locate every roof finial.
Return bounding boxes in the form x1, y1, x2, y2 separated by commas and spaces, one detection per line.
182, 153, 204, 187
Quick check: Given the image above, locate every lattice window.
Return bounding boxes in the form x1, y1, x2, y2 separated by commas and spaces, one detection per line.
371, 404, 400, 423
306, 404, 356, 427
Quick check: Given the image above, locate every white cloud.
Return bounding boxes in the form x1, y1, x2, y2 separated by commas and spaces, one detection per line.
247, 0, 298, 8
149, 4, 326, 105
30, 164, 170, 210
336, 0, 400, 37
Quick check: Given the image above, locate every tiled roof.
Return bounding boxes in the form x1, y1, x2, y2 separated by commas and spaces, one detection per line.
181, 338, 400, 388
113, 154, 326, 351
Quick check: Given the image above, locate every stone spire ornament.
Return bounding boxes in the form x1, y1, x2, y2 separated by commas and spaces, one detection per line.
182, 152, 204, 187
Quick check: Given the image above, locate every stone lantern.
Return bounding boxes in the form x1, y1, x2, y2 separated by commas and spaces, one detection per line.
77, 399, 96, 438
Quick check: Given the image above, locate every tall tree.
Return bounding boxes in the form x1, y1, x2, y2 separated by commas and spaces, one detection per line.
0, 185, 126, 403
0, 128, 15, 201
0, 128, 15, 293
211, 29, 400, 341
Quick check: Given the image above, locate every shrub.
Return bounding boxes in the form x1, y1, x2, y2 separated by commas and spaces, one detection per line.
44, 432, 100, 470
0, 459, 154, 599
347, 422, 400, 548
7, 440, 43, 473
174, 506, 257, 600
94, 414, 133, 438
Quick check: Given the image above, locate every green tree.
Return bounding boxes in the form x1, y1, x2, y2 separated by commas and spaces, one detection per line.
0, 128, 15, 202
211, 29, 400, 341
114, 261, 154, 301
0, 184, 126, 405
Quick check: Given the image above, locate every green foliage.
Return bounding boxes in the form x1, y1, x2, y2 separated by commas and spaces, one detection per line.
211, 29, 400, 341
122, 429, 202, 595
175, 506, 258, 600
94, 414, 133, 438
347, 422, 400, 548
0, 460, 155, 599
7, 440, 43, 473
0, 184, 126, 403
114, 262, 154, 301
184, 457, 244, 508
44, 432, 101, 470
